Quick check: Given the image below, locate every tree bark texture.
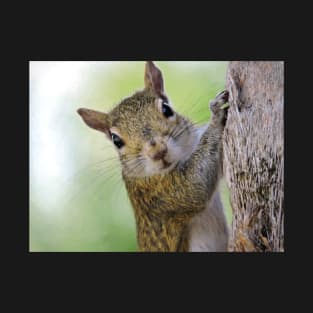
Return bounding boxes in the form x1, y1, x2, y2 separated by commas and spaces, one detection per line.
223, 61, 284, 252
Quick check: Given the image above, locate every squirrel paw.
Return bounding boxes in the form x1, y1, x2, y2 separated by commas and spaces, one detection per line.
209, 90, 229, 126
209, 90, 229, 114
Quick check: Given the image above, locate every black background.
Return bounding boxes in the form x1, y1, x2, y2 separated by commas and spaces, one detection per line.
3, 3, 304, 310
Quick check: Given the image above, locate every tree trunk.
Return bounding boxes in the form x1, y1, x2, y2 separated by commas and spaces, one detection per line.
223, 61, 284, 252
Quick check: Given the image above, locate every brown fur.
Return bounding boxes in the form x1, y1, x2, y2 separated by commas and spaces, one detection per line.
78, 62, 228, 252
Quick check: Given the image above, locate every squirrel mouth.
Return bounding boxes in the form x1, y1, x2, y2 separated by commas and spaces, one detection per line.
161, 160, 172, 169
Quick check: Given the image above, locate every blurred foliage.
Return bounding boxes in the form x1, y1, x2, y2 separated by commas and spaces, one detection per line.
29, 61, 231, 252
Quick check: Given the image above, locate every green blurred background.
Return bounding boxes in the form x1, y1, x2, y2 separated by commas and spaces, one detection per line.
29, 61, 231, 252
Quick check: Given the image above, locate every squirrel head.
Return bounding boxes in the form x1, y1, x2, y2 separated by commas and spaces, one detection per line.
78, 61, 198, 177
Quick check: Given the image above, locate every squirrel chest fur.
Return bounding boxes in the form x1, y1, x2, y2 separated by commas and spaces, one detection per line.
78, 61, 229, 252
124, 156, 228, 252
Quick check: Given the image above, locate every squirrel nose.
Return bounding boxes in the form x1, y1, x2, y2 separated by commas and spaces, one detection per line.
153, 146, 168, 161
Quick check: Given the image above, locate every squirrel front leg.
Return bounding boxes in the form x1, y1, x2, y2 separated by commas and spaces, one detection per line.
176, 90, 229, 210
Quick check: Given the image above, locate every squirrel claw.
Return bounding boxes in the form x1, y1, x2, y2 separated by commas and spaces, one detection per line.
219, 90, 229, 103
209, 90, 229, 114
209, 90, 229, 126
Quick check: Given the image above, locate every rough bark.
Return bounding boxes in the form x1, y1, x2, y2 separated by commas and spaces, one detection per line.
223, 61, 284, 252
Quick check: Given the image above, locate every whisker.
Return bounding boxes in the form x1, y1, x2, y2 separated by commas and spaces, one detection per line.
122, 157, 145, 177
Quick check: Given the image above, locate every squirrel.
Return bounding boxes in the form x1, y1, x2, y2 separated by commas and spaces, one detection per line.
77, 61, 229, 252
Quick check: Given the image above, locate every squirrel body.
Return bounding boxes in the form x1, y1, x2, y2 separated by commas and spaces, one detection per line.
78, 62, 229, 252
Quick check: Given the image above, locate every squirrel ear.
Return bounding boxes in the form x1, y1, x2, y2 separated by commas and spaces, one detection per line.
144, 61, 165, 96
77, 108, 111, 138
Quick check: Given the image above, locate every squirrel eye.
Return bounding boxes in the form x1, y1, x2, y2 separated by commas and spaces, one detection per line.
111, 133, 124, 149
162, 101, 174, 118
